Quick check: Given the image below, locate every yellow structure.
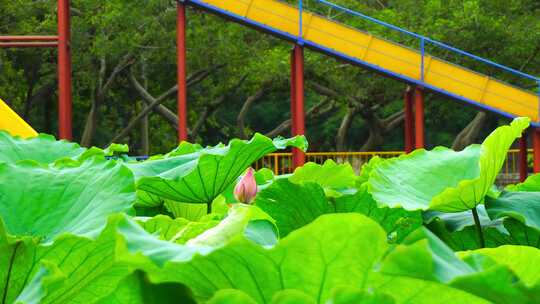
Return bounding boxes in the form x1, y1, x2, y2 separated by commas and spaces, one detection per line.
0, 98, 37, 138
196, 0, 539, 122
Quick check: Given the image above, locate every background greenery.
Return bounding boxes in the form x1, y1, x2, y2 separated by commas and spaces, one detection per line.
1, 0, 538, 154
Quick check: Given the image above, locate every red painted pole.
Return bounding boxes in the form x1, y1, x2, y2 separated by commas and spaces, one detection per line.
0, 42, 58, 48
290, 48, 297, 136
414, 87, 425, 149
404, 87, 414, 153
57, 0, 72, 140
0, 36, 58, 41
292, 45, 305, 168
533, 129, 540, 173
177, 2, 188, 142
519, 132, 528, 181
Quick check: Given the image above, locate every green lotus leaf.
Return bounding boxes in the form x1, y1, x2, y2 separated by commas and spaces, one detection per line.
254, 179, 331, 236
270, 290, 316, 304
1, 225, 40, 303
0, 131, 86, 163
167, 141, 204, 156
254, 178, 421, 241
424, 206, 497, 233
0, 157, 135, 241
506, 174, 540, 192
328, 287, 395, 304
14, 261, 65, 304
185, 204, 277, 248
135, 190, 164, 208
207, 289, 258, 304
368, 117, 529, 212
501, 218, 540, 248
334, 184, 422, 243
457, 245, 540, 302
424, 206, 514, 250
164, 201, 208, 221
126, 134, 307, 207
136, 215, 219, 243
288, 160, 359, 196
112, 214, 489, 303
103, 143, 130, 156
116, 213, 388, 303
485, 191, 540, 232
370, 274, 490, 304
95, 271, 196, 304
379, 228, 534, 303
8, 215, 132, 304
357, 156, 385, 185
425, 217, 511, 251
459, 245, 540, 288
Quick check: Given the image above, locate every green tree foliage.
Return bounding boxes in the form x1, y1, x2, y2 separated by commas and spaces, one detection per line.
1, 0, 538, 153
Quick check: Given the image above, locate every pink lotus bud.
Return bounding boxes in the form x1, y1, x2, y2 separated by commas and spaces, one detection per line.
234, 168, 258, 204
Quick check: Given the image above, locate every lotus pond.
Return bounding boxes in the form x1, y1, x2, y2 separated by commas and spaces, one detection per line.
1, 117, 539, 303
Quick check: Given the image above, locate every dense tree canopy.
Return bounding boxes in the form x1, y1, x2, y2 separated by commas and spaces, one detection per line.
1, 0, 539, 154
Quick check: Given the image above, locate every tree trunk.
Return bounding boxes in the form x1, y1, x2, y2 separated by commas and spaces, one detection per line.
360, 115, 385, 152
336, 106, 358, 151
452, 111, 488, 151
140, 59, 150, 155
237, 85, 268, 139
81, 102, 99, 147
140, 101, 150, 155
80, 55, 134, 146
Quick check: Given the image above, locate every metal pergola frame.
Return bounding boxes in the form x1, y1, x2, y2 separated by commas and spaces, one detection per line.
1, 0, 72, 140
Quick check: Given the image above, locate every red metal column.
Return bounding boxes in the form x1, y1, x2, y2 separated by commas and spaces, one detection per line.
57, 0, 72, 140
414, 87, 425, 149
534, 129, 540, 173
404, 87, 414, 153
519, 132, 528, 181
177, 2, 188, 142
290, 48, 297, 137
291, 45, 305, 168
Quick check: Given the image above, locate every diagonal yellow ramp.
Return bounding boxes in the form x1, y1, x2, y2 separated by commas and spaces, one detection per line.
0, 97, 38, 138
193, 0, 539, 123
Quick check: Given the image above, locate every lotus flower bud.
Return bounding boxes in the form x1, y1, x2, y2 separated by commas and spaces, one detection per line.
234, 168, 258, 204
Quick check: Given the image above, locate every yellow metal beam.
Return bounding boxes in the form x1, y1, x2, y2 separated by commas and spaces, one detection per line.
0, 98, 38, 138
199, 0, 539, 122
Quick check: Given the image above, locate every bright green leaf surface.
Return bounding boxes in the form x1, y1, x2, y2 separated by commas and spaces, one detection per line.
460, 245, 540, 288
334, 184, 422, 243
207, 289, 257, 304
0, 132, 86, 164
254, 179, 331, 236
127, 134, 307, 205
255, 178, 421, 241
506, 174, 540, 192
164, 201, 208, 221
9, 216, 132, 304
288, 160, 358, 195
0, 157, 135, 241
485, 191, 540, 232
117, 214, 388, 303
426, 218, 511, 251
369, 117, 529, 212
146, 219, 218, 245
95, 271, 196, 304
379, 228, 527, 303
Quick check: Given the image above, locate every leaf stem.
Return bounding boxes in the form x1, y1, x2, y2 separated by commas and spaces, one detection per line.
471, 206, 485, 248
207, 201, 212, 214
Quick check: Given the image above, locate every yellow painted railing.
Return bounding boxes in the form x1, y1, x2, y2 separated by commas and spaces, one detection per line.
254, 149, 532, 185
